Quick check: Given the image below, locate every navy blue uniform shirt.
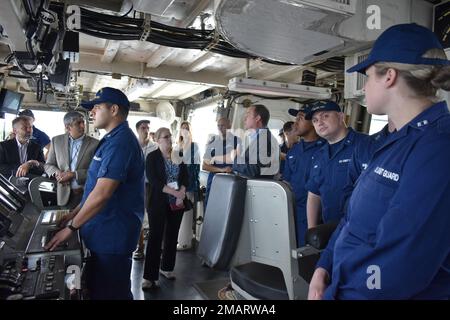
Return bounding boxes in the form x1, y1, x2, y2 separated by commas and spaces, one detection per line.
31, 126, 50, 149
306, 128, 369, 223
341, 125, 391, 213
318, 101, 450, 299
348, 124, 390, 184
283, 138, 325, 246
203, 133, 241, 207
204, 133, 241, 186
80, 121, 145, 255
279, 142, 290, 176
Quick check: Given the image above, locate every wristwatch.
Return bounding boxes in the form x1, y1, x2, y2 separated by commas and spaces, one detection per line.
67, 219, 80, 232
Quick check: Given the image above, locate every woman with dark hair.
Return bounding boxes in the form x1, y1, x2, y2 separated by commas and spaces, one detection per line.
308, 23, 450, 300
142, 127, 188, 290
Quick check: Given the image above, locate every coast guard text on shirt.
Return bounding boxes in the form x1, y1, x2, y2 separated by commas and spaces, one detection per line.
374, 166, 400, 182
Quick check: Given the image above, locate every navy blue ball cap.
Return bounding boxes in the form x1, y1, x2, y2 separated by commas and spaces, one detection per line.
81, 87, 130, 110
288, 105, 307, 117
347, 23, 450, 74
305, 101, 341, 120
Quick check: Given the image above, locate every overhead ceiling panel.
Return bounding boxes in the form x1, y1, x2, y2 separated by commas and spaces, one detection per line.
115, 41, 157, 62
215, 0, 347, 65
91, 75, 129, 93
131, 0, 177, 16
131, 0, 203, 20
79, 33, 108, 52
163, 49, 207, 67
152, 82, 206, 98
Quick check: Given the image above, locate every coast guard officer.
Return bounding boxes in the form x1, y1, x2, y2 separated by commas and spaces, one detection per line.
45, 87, 145, 300
283, 105, 324, 246
305, 101, 369, 229
309, 23, 450, 300
202, 117, 241, 209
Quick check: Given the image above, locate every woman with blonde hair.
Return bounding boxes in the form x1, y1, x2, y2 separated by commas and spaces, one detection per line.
174, 121, 200, 250
308, 23, 450, 300
142, 127, 188, 289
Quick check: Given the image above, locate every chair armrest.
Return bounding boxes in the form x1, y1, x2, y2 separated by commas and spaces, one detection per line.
305, 221, 339, 250
291, 245, 321, 259
292, 245, 322, 284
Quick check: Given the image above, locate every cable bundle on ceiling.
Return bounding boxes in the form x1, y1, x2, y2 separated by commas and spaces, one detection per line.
312, 57, 345, 73
49, 2, 291, 65
70, 4, 346, 72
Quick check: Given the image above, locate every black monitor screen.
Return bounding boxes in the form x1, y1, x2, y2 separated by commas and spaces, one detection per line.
0, 88, 24, 115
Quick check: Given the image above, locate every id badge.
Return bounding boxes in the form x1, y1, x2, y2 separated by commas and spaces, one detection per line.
167, 181, 179, 190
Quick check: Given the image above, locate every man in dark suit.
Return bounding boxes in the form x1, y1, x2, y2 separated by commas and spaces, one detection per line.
0, 116, 45, 177
232, 104, 279, 178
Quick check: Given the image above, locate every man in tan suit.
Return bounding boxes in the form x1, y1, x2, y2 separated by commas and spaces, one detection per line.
45, 111, 99, 208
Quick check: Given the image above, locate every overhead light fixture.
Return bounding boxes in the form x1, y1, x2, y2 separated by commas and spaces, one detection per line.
228, 77, 332, 99
125, 79, 154, 101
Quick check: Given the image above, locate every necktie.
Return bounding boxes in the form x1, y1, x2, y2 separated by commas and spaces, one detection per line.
19, 143, 27, 164
70, 141, 81, 171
